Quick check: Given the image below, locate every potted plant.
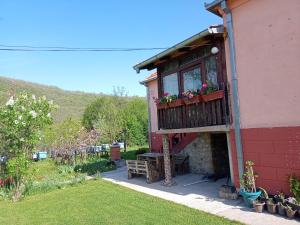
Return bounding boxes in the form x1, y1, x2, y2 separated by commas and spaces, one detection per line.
200, 81, 224, 102
239, 160, 261, 208
274, 192, 286, 216
286, 205, 297, 219
153, 93, 182, 109
253, 199, 265, 213
277, 202, 287, 216
288, 175, 300, 212
182, 90, 201, 105
266, 198, 277, 214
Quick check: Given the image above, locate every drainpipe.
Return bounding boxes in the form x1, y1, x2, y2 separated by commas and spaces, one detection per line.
220, 0, 244, 180
146, 85, 152, 150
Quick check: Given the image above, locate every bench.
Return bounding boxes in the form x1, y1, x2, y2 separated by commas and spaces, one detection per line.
126, 160, 160, 183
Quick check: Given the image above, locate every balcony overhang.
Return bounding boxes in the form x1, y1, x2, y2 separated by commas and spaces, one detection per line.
133, 25, 224, 73
156, 125, 230, 134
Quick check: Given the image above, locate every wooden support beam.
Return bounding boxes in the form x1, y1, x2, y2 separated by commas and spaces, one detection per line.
161, 134, 175, 186
156, 125, 230, 134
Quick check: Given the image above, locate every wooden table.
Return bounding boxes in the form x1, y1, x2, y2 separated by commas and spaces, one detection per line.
137, 153, 175, 179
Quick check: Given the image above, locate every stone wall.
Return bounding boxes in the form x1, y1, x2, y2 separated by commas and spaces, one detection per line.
182, 133, 214, 174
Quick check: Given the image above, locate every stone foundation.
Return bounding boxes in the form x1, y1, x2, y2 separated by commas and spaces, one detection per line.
182, 133, 214, 174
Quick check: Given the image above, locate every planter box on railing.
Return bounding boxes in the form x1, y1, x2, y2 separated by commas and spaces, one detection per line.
157, 103, 168, 109
202, 90, 224, 102
168, 99, 184, 108
183, 95, 202, 105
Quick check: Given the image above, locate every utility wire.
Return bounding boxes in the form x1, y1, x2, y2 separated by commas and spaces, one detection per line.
0, 44, 209, 52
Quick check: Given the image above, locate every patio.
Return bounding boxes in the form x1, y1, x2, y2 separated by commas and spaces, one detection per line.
102, 167, 300, 225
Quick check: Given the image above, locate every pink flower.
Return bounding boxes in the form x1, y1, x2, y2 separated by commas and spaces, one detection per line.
202, 83, 207, 88
163, 92, 169, 96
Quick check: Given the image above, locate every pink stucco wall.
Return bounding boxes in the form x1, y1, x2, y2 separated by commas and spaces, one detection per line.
147, 79, 159, 132
225, 0, 300, 129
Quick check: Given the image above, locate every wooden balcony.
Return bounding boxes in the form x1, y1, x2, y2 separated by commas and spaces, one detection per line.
157, 87, 230, 131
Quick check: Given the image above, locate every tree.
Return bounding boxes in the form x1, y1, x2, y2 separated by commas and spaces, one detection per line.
0, 92, 56, 201
43, 118, 99, 165
94, 101, 122, 143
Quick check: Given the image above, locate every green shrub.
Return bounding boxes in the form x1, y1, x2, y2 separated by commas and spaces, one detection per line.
74, 159, 115, 175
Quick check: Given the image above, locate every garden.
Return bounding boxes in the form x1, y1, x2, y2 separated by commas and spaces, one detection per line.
0, 91, 148, 202
240, 160, 300, 220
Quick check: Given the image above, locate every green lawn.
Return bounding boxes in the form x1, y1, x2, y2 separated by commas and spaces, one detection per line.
0, 179, 241, 225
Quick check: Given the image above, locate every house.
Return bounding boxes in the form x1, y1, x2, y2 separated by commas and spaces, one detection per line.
135, 0, 300, 193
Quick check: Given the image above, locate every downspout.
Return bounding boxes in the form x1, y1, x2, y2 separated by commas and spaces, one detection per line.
221, 0, 244, 180
146, 85, 152, 150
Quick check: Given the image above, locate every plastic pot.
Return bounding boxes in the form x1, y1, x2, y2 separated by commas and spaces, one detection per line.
240, 189, 262, 208
266, 201, 277, 214
277, 202, 286, 216
286, 208, 296, 219
253, 201, 265, 213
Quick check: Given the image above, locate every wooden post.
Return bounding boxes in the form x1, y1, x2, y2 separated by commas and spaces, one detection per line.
162, 134, 175, 186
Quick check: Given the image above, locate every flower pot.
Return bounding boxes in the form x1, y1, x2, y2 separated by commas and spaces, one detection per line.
266, 201, 277, 214
168, 99, 183, 108
183, 96, 202, 105
277, 202, 286, 216
240, 189, 262, 208
202, 90, 224, 102
286, 208, 296, 219
253, 201, 265, 213
157, 103, 168, 109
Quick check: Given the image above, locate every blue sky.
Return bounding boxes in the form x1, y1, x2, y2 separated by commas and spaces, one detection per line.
0, 0, 221, 96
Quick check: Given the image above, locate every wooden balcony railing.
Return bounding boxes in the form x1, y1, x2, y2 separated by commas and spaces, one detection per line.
157, 85, 230, 130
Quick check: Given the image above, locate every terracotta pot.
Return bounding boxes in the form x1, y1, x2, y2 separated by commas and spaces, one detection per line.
202, 90, 224, 102
156, 103, 168, 109
286, 208, 296, 219
266, 201, 277, 214
168, 99, 184, 108
253, 201, 265, 213
183, 96, 202, 105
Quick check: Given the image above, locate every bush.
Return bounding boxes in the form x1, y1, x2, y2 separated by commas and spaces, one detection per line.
74, 159, 115, 175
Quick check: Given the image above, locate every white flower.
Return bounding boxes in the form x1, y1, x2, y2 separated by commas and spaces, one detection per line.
42, 96, 46, 100
20, 138, 25, 142
29, 110, 37, 118
32, 94, 36, 100
47, 113, 51, 118
6, 97, 14, 106
48, 100, 53, 105
18, 115, 22, 120
21, 106, 25, 111
14, 120, 19, 124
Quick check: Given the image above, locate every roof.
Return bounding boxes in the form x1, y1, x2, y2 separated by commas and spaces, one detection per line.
133, 25, 224, 73
205, 0, 224, 17
139, 72, 157, 86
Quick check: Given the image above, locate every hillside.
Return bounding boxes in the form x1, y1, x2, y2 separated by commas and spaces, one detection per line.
0, 76, 104, 123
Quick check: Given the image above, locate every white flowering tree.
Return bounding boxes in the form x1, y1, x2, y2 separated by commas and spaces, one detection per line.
0, 92, 56, 200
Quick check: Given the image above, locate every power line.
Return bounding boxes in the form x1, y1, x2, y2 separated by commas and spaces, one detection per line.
0, 44, 209, 52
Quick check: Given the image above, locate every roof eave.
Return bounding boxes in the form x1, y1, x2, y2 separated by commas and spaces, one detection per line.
204, 0, 223, 17
133, 26, 224, 73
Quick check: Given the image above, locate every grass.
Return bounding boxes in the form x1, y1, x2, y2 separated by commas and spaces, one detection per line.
0, 179, 242, 225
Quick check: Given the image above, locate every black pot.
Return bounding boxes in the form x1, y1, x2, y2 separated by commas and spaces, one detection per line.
277, 202, 286, 216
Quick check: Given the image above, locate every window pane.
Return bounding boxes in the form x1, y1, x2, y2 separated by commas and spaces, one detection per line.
163, 73, 179, 96
205, 56, 218, 86
183, 67, 202, 92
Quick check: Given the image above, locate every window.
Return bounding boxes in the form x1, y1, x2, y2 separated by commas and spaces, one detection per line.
162, 73, 179, 96
183, 67, 202, 92
205, 56, 218, 86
